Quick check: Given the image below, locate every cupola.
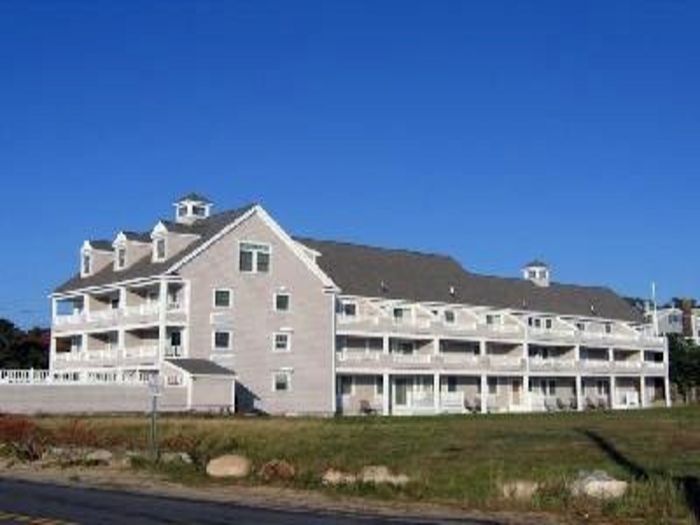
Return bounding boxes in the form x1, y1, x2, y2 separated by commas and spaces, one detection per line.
522, 260, 550, 287
174, 193, 213, 224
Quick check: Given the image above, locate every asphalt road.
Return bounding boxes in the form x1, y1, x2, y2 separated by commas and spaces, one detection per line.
0, 477, 491, 525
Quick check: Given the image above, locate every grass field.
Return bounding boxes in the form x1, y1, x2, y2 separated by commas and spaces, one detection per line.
11, 406, 700, 523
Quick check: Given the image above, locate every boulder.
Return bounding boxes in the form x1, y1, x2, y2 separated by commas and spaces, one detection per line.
570, 470, 628, 500
321, 468, 357, 486
500, 480, 540, 500
259, 459, 296, 482
85, 449, 113, 465
359, 465, 410, 486
206, 454, 251, 478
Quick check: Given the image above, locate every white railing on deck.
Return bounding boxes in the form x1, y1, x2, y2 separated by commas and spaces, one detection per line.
391, 353, 432, 364
0, 368, 158, 385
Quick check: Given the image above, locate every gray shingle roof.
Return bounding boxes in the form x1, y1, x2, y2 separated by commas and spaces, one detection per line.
122, 231, 152, 243
55, 204, 255, 293
296, 238, 644, 323
167, 359, 234, 376
89, 240, 113, 251
177, 192, 212, 203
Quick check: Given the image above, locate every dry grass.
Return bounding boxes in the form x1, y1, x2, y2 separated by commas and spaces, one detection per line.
15, 406, 700, 523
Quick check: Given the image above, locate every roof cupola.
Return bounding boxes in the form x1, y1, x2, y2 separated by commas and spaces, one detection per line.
174, 193, 213, 225
522, 259, 550, 287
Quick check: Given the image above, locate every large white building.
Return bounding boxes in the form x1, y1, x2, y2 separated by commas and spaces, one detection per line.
0, 194, 670, 415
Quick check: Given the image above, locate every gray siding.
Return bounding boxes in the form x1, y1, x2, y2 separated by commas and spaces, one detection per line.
179, 213, 334, 415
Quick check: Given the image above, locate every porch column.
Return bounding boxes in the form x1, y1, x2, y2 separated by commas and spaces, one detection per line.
382, 373, 390, 415
640, 375, 647, 408
609, 375, 616, 409
158, 279, 168, 362
575, 375, 583, 411
382, 335, 390, 354
49, 336, 57, 373
83, 293, 91, 317
479, 339, 486, 356
433, 337, 440, 355
433, 372, 440, 414
118, 329, 125, 359
480, 374, 487, 414
51, 297, 58, 323
523, 374, 530, 411
119, 286, 127, 311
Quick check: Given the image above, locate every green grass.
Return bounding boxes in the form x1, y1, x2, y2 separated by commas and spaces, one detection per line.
22, 406, 700, 523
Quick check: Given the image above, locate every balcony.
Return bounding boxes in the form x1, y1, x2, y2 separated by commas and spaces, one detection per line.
53, 302, 186, 333
487, 355, 526, 372
54, 345, 160, 364
529, 357, 577, 373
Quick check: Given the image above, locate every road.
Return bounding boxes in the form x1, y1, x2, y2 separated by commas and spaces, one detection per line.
0, 477, 491, 525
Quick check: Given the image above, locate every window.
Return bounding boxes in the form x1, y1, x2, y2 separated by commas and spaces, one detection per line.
545, 318, 553, 330
275, 293, 290, 312
192, 205, 206, 217
486, 314, 501, 325
596, 380, 606, 396
170, 331, 182, 347
273, 370, 291, 392
82, 253, 92, 276
528, 270, 537, 279
239, 242, 271, 273
273, 333, 291, 352
488, 379, 498, 395
213, 289, 232, 308
177, 205, 187, 217
605, 323, 613, 334
213, 331, 232, 351
576, 322, 586, 331
395, 341, 414, 354
339, 376, 353, 395
375, 376, 384, 396
116, 247, 126, 269
154, 238, 166, 261
339, 302, 357, 317
444, 310, 456, 324
110, 297, 120, 310
447, 376, 457, 393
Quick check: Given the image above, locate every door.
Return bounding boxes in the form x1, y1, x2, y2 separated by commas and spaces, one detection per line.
394, 377, 410, 407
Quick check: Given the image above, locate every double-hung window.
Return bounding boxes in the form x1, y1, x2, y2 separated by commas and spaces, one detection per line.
154, 238, 166, 261
273, 370, 292, 392
213, 331, 232, 351
116, 247, 126, 269
275, 293, 290, 312
213, 289, 233, 308
273, 332, 291, 352
82, 253, 92, 276
239, 242, 271, 273
444, 310, 456, 324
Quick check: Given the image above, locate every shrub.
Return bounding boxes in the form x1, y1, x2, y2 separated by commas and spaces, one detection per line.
0, 415, 45, 461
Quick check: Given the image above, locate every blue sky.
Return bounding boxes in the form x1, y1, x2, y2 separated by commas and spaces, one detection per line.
1, 1, 698, 327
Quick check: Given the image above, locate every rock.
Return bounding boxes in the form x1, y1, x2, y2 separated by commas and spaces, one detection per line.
259, 459, 296, 482
322, 468, 357, 486
206, 454, 251, 478
160, 452, 192, 464
570, 470, 628, 500
500, 480, 540, 500
85, 449, 113, 465
359, 465, 410, 486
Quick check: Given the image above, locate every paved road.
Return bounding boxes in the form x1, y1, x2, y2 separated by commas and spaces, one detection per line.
0, 478, 491, 525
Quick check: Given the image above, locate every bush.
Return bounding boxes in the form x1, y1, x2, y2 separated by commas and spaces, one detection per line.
0, 415, 46, 461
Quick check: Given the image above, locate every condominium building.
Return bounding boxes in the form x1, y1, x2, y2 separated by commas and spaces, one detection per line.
0, 194, 670, 415
655, 300, 700, 345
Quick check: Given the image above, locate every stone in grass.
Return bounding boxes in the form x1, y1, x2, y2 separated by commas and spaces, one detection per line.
206, 454, 251, 479
570, 470, 628, 500
359, 465, 410, 486
160, 452, 193, 465
500, 480, 540, 501
321, 468, 357, 486
259, 459, 296, 482
85, 449, 114, 465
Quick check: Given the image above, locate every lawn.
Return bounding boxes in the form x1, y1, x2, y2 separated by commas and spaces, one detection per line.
10, 406, 700, 523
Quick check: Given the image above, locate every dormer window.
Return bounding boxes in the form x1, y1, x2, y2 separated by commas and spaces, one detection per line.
192, 205, 206, 217
116, 247, 126, 270
154, 237, 166, 262
173, 193, 213, 224
82, 252, 92, 276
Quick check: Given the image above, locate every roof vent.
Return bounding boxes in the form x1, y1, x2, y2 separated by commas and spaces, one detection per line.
174, 193, 213, 225
522, 260, 550, 287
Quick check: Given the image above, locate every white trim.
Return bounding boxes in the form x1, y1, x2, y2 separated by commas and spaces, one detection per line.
212, 330, 233, 352
212, 288, 234, 309
238, 240, 272, 274
272, 369, 293, 392
272, 332, 292, 353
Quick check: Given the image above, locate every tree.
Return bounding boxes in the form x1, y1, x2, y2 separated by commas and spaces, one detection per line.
668, 334, 700, 403
0, 318, 49, 369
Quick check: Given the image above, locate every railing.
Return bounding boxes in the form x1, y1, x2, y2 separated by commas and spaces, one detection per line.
0, 368, 159, 385
439, 353, 482, 366
391, 353, 432, 364
164, 346, 183, 358
336, 350, 382, 362
487, 356, 525, 371
123, 346, 158, 359
529, 357, 577, 372
481, 323, 521, 334
643, 361, 666, 371
0, 369, 50, 384
580, 359, 612, 372
613, 360, 644, 371
54, 312, 86, 326
54, 301, 187, 327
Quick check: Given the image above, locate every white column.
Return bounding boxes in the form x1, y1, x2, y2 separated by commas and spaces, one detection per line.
575, 375, 583, 411
640, 375, 647, 408
480, 374, 487, 414
119, 286, 127, 311
51, 297, 58, 323
382, 372, 390, 415
118, 329, 125, 358
382, 335, 390, 354
49, 336, 57, 373
83, 293, 91, 316
158, 279, 168, 363
609, 375, 616, 409
523, 374, 530, 411
433, 337, 440, 355
663, 338, 672, 407
433, 372, 440, 413
479, 339, 487, 356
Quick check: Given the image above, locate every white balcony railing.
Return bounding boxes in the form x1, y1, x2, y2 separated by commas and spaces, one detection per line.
487, 356, 524, 370
123, 345, 158, 359
529, 357, 577, 371
391, 353, 432, 364
336, 350, 382, 362
0, 369, 50, 384
440, 353, 482, 366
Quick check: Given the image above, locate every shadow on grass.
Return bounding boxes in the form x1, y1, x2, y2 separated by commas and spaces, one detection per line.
580, 429, 700, 522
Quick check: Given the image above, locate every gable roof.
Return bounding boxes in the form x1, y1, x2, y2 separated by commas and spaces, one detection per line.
55, 204, 255, 293
166, 358, 234, 376
296, 238, 644, 323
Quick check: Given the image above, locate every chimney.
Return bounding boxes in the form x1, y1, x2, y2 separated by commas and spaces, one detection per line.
680, 298, 696, 338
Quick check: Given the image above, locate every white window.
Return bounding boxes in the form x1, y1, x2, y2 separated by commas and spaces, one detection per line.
444, 310, 456, 324
154, 238, 166, 261
275, 293, 290, 312
81, 253, 92, 276
213, 331, 232, 351
273, 332, 291, 352
239, 242, 271, 273
192, 205, 206, 217
213, 289, 233, 308
338, 301, 357, 317
177, 205, 188, 217
116, 247, 126, 269
272, 370, 292, 392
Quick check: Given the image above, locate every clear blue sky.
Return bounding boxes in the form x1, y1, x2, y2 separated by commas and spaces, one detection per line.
1, 1, 698, 327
